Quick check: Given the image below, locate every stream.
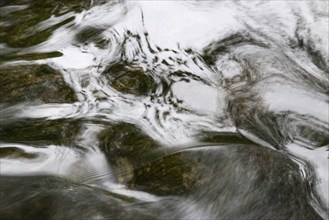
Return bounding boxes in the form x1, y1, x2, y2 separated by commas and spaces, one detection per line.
0, 0, 328, 219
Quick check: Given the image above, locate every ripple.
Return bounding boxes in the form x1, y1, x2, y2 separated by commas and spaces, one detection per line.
1, 0, 328, 219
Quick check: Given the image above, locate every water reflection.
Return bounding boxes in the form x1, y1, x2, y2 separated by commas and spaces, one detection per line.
0, 0, 328, 219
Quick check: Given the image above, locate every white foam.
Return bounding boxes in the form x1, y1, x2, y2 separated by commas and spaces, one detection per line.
287, 143, 329, 208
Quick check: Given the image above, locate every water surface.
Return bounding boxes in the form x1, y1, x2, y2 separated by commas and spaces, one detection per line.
0, 0, 328, 219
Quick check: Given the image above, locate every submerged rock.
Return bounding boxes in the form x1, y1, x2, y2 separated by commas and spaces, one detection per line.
190, 145, 322, 220
0, 175, 160, 220
131, 150, 201, 196
98, 122, 160, 184
100, 124, 321, 219
0, 64, 77, 104
130, 144, 323, 219
103, 63, 155, 96
97, 122, 324, 218
1, 130, 324, 219
98, 123, 159, 163
98, 122, 323, 220
0, 0, 93, 49
75, 26, 107, 47
0, 119, 81, 146
197, 131, 255, 145
0, 146, 38, 159
98, 122, 199, 195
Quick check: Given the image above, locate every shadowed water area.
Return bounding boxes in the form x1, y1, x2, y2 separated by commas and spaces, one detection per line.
0, 0, 328, 219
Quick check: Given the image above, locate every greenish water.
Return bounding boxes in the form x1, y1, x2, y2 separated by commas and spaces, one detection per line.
0, 1, 328, 219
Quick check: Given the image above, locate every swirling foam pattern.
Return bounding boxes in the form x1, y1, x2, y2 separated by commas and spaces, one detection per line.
0, 1, 328, 219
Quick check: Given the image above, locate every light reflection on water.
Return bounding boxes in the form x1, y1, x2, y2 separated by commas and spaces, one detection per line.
0, 0, 328, 219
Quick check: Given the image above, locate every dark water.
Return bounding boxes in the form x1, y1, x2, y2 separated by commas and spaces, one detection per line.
0, 0, 328, 219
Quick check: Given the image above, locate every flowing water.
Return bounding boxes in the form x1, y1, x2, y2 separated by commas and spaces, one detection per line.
0, 0, 328, 219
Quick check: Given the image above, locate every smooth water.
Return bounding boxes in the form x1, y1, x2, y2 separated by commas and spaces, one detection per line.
0, 0, 328, 219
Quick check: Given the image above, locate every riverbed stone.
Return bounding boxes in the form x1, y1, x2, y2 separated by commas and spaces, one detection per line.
102, 63, 156, 96
98, 123, 199, 195
98, 124, 324, 219
129, 144, 323, 219
131, 150, 201, 196
0, 146, 39, 159
0, 119, 81, 146
98, 123, 159, 164
98, 123, 160, 184
0, 0, 94, 49
197, 130, 255, 145
0, 175, 159, 220
0, 64, 77, 104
